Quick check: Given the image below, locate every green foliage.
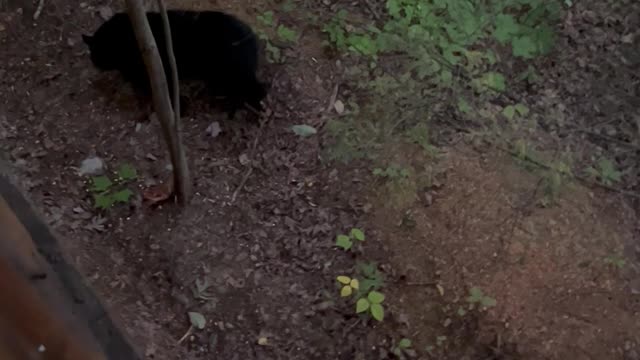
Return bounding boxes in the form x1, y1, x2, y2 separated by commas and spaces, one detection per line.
393, 338, 413, 358
256, 10, 298, 63
277, 24, 299, 43
188, 311, 206, 329
88, 163, 137, 210
604, 255, 625, 269
356, 290, 385, 321
322, 0, 563, 163
373, 165, 410, 180
357, 261, 385, 293
586, 157, 622, 186
466, 287, 497, 309
335, 228, 366, 251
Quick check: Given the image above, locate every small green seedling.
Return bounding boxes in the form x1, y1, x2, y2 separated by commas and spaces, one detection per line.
357, 261, 384, 293
356, 290, 385, 321
337, 275, 359, 297
335, 228, 365, 251
466, 287, 497, 310
586, 157, 622, 186
393, 338, 413, 358
88, 163, 137, 210
604, 255, 626, 269
179, 311, 207, 344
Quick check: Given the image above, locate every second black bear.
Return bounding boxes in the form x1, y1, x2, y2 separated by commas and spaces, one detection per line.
82, 10, 267, 119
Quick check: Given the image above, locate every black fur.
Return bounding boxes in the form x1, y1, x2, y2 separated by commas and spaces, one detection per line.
83, 10, 266, 119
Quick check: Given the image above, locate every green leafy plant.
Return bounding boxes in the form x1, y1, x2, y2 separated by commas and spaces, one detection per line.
88, 163, 137, 210
373, 165, 410, 180
277, 24, 299, 43
256, 10, 298, 63
586, 157, 622, 186
393, 338, 414, 358
604, 255, 626, 269
357, 261, 385, 293
466, 287, 497, 309
335, 228, 366, 251
356, 290, 385, 321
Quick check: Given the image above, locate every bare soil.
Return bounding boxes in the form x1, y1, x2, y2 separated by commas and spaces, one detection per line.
0, 0, 638, 359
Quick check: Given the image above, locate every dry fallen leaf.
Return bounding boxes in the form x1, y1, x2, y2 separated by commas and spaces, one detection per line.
334, 99, 345, 114
143, 181, 173, 205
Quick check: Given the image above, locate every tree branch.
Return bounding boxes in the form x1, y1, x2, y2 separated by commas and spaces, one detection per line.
125, 0, 191, 204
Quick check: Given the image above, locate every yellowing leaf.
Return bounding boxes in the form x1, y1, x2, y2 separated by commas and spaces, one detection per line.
341, 285, 353, 297
350, 278, 359, 290
337, 275, 351, 285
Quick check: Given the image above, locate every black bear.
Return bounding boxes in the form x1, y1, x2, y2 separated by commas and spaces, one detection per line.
82, 10, 267, 119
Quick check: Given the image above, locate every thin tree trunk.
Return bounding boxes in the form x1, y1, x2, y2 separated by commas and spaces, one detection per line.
125, 0, 191, 204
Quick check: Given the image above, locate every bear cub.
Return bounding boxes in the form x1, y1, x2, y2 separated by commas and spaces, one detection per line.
83, 10, 267, 119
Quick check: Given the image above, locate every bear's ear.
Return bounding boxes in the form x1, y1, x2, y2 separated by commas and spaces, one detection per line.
82, 34, 93, 45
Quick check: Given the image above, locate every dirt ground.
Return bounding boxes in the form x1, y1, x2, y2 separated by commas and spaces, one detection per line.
0, 0, 639, 359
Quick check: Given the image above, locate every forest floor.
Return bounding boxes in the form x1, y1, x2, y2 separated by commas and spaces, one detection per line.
0, 0, 639, 359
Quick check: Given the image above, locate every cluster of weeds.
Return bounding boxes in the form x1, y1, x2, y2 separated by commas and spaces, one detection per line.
322, 0, 565, 163
87, 164, 137, 210
334, 229, 388, 322
256, 9, 299, 63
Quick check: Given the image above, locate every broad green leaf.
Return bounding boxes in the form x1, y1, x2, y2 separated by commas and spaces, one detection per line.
478, 72, 506, 92
188, 312, 207, 329
291, 125, 317, 137
340, 285, 353, 297
481, 296, 497, 307
356, 298, 370, 313
277, 25, 298, 43
93, 193, 114, 209
493, 14, 519, 44
502, 105, 516, 120
257, 10, 274, 26
91, 176, 112, 192
350, 228, 365, 241
335, 234, 352, 250
337, 276, 351, 285
370, 303, 384, 321
368, 291, 385, 304
112, 189, 133, 203
398, 338, 412, 348
512, 35, 537, 59
467, 287, 484, 302
117, 164, 137, 181
457, 98, 472, 114
514, 103, 529, 116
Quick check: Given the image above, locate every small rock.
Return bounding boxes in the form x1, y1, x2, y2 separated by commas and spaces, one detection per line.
206, 121, 222, 138
238, 153, 250, 166
333, 99, 345, 114
78, 156, 104, 176
0, 23, 5, 32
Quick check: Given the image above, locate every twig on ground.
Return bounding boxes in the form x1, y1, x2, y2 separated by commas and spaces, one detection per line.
230, 117, 266, 203
326, 83, 340, 113
363, 0, 381, 20
33, 0, 45, 20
